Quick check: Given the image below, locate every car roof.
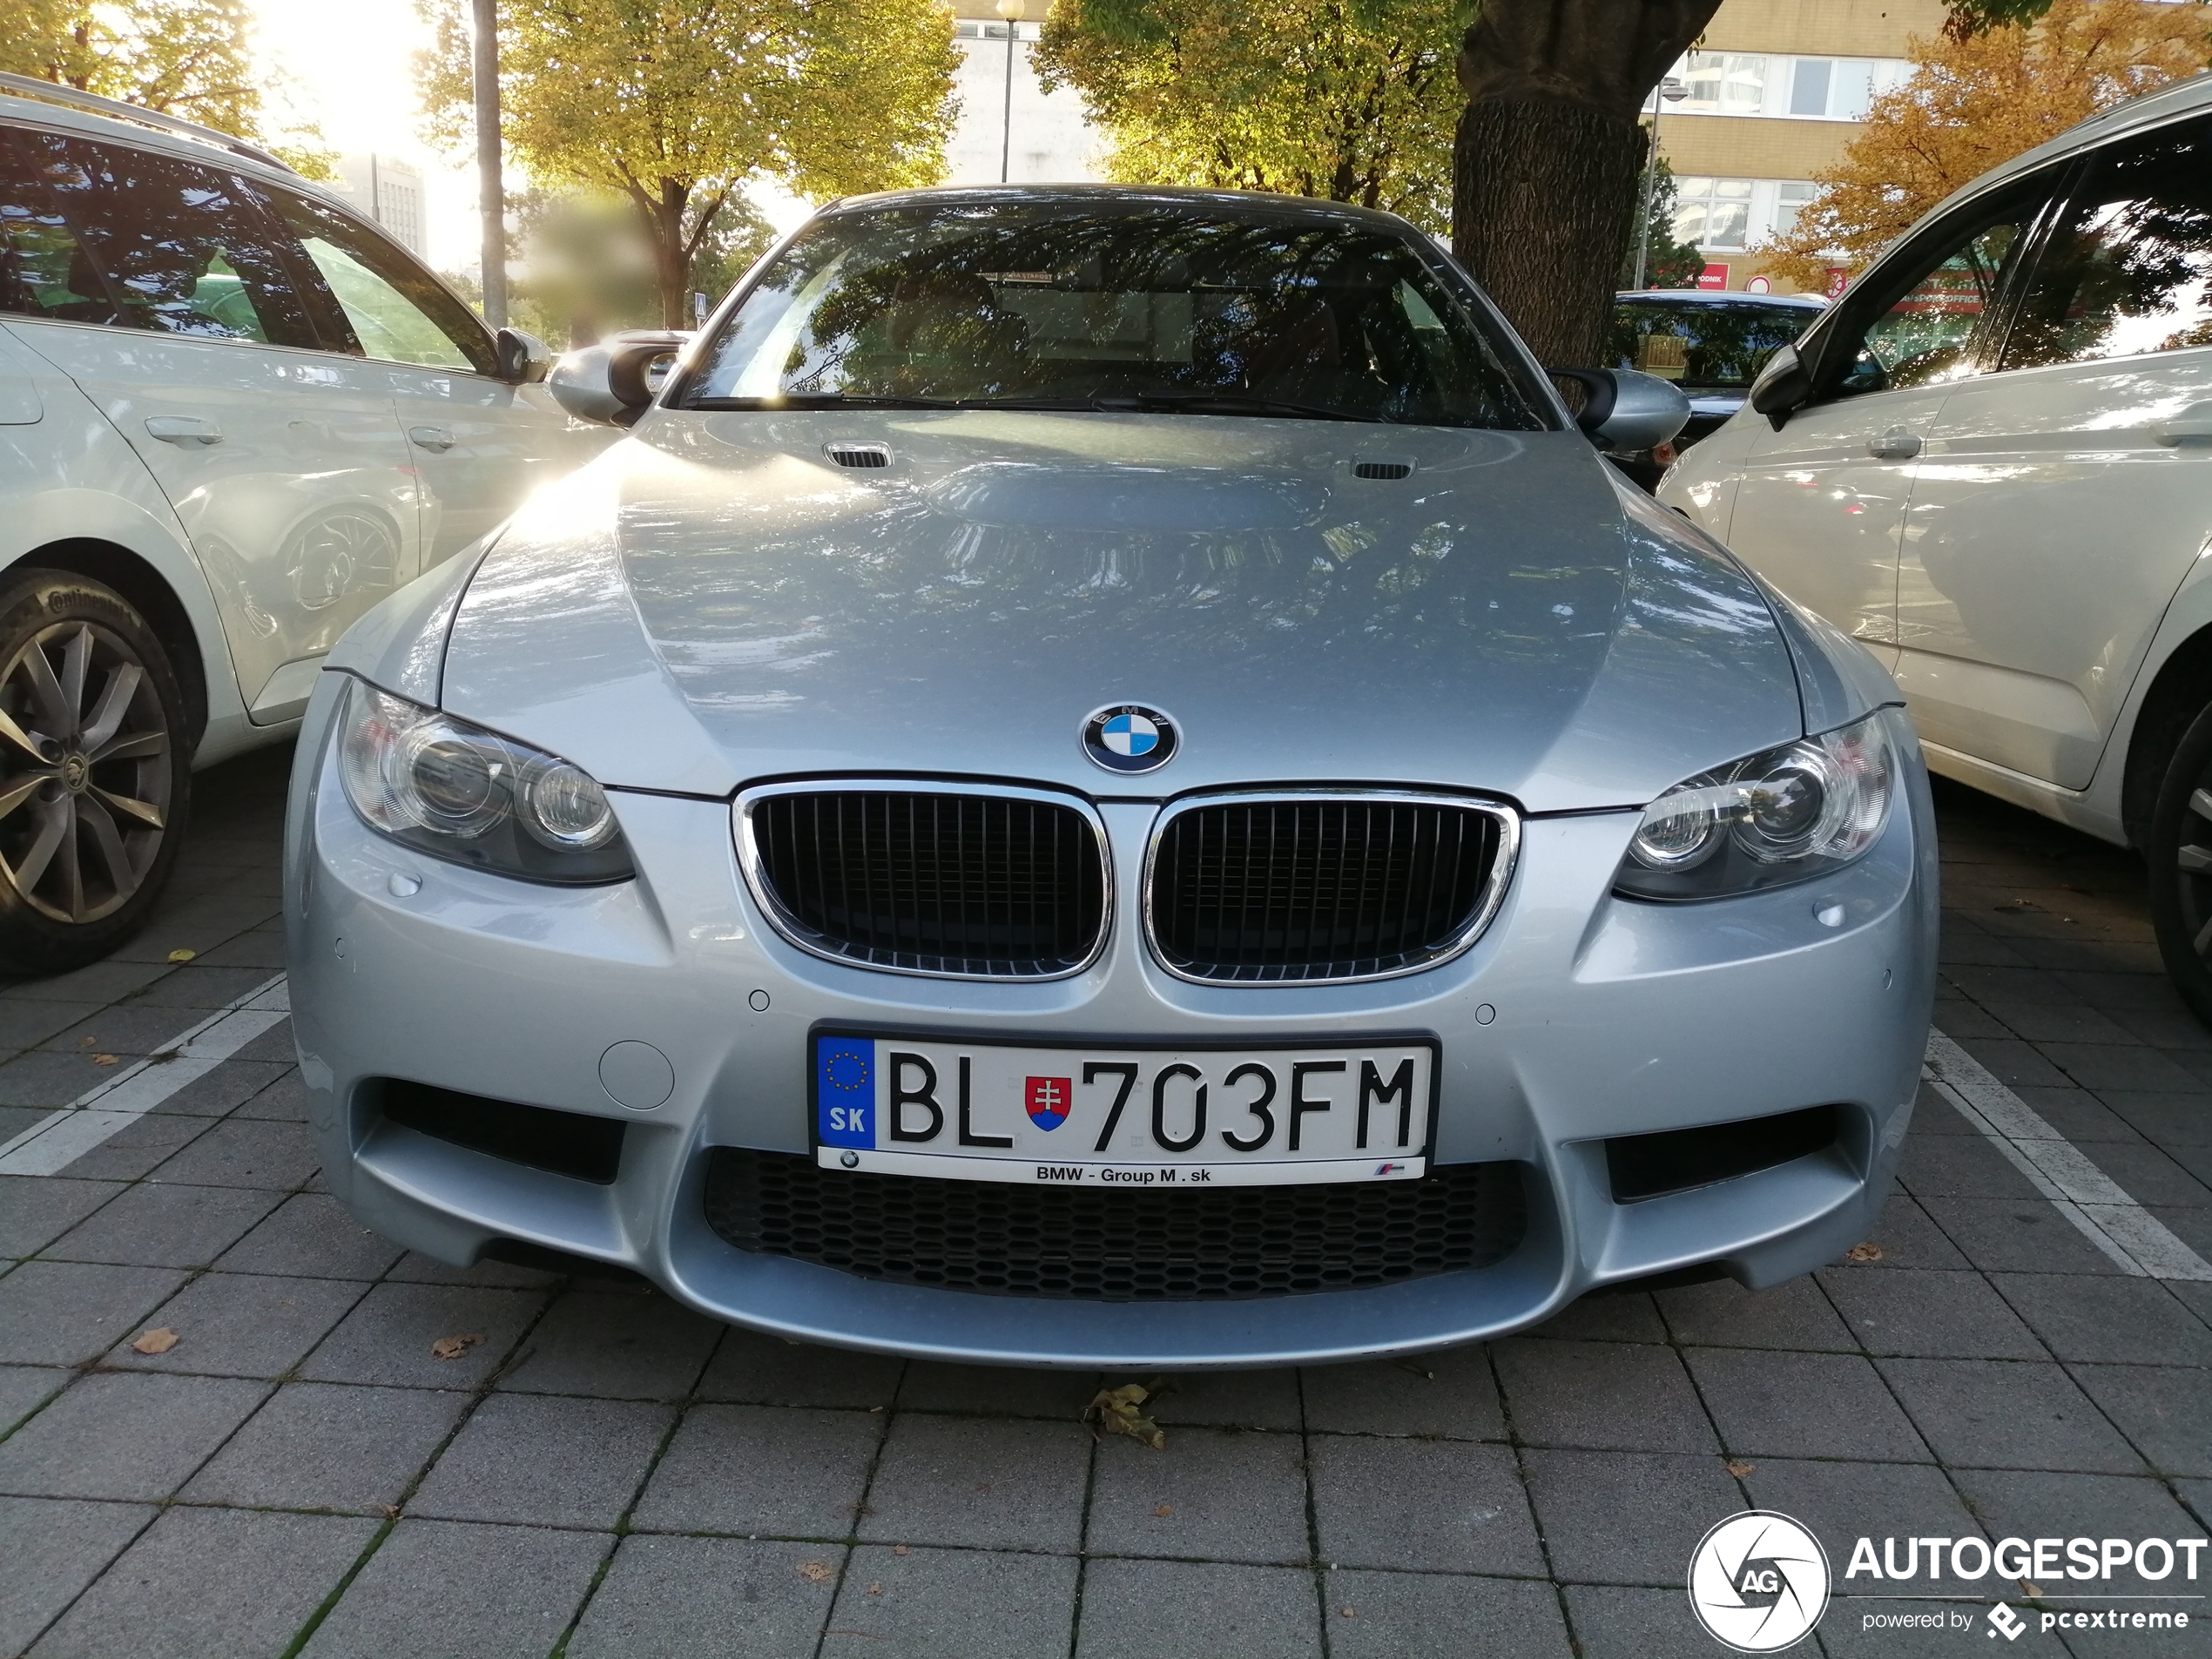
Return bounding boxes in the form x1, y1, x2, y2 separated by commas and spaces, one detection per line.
819, 182, 1428, 238
0, 76, 335, 204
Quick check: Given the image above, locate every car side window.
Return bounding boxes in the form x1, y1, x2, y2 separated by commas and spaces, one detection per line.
260, 186, 496, 375
1827, 206, 2035, 400
0, 132, 116, 322
2001, 117, 2212, 370
3, 131, 314, 347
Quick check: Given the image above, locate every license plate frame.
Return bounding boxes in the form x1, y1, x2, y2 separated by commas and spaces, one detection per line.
808, 1026, 1440, 1188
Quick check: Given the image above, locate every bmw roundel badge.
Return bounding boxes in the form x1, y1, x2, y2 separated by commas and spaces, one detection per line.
1082, 704, 1178, 773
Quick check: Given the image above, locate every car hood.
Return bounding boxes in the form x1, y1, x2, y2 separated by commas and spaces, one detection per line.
436, 410, 1803, 810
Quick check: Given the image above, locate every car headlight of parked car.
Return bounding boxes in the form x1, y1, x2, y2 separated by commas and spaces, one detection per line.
1615, 711, 1894, 901
336, 679, 634, 884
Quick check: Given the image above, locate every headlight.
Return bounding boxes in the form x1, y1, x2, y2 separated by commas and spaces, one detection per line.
336, 679, 634, 884
1614, 711, 1895, 901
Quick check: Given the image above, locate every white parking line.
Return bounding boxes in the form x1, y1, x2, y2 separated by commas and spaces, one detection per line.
0, 973, 290, 1177
1925, 1029, 2212, 1282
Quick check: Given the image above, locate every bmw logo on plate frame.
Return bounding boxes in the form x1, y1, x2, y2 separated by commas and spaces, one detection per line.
1082, 704, 1178, 774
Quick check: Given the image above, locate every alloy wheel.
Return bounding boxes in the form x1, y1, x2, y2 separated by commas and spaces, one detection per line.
0, 620, 172, 925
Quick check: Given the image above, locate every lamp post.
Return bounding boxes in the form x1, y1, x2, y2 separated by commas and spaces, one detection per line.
1629, 75, 1689, 293
472, 0, 505, 328
996, 0, 1025, 184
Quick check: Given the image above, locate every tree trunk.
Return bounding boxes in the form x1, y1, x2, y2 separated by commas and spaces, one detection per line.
650, 184, 691, 329
1452, 98, 1643, 368
1450, 0, 1724, 369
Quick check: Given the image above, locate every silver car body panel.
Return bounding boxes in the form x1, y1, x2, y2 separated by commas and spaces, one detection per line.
290, 187, 1935, 1366
437, 411, 1815, 812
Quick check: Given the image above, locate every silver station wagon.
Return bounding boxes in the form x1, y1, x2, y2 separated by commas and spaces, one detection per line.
287, 185, 1938, 1367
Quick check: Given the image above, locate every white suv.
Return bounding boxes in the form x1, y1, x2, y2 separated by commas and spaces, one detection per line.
0, 75, 601, 970
1662, 74, 2212, 1015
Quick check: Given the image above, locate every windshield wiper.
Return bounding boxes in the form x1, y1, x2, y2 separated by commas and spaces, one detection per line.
1088, 390, 1392, 423
685, 394, 966, 411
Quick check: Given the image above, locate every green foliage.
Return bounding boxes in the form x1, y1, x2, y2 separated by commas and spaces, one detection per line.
2, 0, 255, 128
1035, 0, 1469, 234
0, 0, 334, 165
1620, 157, 1703, 290
1943, 0, 2055, 37
416, 0, 958, 325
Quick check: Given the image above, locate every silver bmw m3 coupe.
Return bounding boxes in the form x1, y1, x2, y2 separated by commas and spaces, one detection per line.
285, 185, 1937, 1368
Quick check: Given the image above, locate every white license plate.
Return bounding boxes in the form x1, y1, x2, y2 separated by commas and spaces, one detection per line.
811, 1031, 1437, 1187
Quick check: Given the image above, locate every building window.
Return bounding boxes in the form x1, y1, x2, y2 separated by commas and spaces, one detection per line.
1669, 53, 1909, 120
1774, 182, 1819, 239
1789, 58, 1881, 120
1681, 52, 1767, 115
1789, 59, 1831, 117
1674, 178, 1755, 251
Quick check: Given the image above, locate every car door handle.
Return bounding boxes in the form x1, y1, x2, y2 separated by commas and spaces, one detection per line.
2155, 402, 2212, 446
408, 425, 456, 452
1866, 428, 1923, 460
144, 415, 222, 447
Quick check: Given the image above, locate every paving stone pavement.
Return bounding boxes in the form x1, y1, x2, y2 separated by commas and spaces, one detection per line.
0, 752, 2208, 1657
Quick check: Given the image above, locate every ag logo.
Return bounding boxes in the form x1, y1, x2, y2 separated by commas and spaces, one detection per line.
1081, 704, 1177, 773
1688, 1511, 1831, 1652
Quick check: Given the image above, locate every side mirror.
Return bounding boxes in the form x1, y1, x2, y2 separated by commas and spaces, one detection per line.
1748, 344, 1812, 428
547, 332, 686, 427
494, 327, 552, 385
1552, 367, 1689, 453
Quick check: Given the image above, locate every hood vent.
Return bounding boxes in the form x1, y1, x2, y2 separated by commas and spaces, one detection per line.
1352, 459, 1413, 481
825, 442, 892, 469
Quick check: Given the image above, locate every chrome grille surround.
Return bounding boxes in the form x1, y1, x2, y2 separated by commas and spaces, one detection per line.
734, 779, 1113, 981
1142, 790, 1520, 986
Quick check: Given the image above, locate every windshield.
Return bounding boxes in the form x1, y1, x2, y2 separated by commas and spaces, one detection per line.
1608, 299, 1817, 391
680, 200, 1550, 429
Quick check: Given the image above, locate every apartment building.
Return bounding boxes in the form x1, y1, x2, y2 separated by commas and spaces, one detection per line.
332, 152, 429, 260
1654, 0, 1948, 293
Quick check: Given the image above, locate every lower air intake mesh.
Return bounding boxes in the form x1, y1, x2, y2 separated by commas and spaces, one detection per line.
702, 1149, 1526, 1302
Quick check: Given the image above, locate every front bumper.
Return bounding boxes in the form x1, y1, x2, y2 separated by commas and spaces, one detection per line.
286, 675, 1938, 1368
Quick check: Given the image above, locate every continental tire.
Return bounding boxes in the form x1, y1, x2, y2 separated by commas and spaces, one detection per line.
0, 569, 190, 974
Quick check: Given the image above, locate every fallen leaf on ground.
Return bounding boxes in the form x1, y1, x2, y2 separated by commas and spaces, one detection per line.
1085, 1383, 1166, 1450
167, 948, 196, 962
428, 1332, 483, 1360
379, 1504, 401, 1521
2020, 1580, 2044, 1599
1724, 1460, 1755, 1478
892, 1545, 909, 1556
798, 1561, 835, 1583
78, 1035, 98, 1048
131, 1327, 179, 1354
865, 1582, 883, 1595
1153, 1504, 1173, 1517
1845, 1243, 1883, 1263
1340, 1606, 1356, 1618
92, 1054, 118, 1067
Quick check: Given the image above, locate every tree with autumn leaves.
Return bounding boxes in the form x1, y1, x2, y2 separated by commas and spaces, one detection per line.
1035, 0, 1466, 235
1763, 0, 2212, 290
415, 0, 958, 328
0, 0, 335, 175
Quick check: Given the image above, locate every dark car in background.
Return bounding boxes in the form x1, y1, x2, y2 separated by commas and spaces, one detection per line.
1607, 289, 1826, 489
